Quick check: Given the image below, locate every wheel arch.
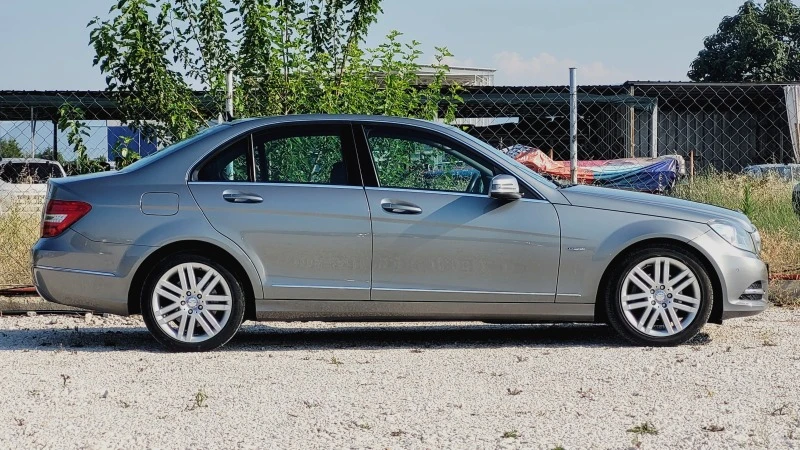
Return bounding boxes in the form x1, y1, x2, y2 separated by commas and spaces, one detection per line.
127, 240, 258, 321
593, 237, 724, 325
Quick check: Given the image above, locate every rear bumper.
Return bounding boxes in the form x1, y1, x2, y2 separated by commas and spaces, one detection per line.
33, 266, 130, 315
32, 229, 151, 315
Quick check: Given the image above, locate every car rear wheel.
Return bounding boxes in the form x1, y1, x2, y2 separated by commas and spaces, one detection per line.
605, 245, 713, 346
141, 253, 245, 352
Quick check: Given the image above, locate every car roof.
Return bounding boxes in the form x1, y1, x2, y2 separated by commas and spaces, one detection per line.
226, 114, 447, 131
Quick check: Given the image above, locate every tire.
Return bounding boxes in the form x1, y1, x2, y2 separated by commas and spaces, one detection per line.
604, 244, 713, 346
141, 253, 246, 352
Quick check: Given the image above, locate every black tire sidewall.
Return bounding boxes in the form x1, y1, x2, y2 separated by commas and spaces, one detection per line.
605, 245, 714, 346
141, 253, 246, 352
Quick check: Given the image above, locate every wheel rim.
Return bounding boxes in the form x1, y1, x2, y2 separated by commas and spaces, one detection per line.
151, 262, 233, 343
620, 256, 701, 338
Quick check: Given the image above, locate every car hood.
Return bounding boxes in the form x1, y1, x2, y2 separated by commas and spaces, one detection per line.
560, 185, 755, 231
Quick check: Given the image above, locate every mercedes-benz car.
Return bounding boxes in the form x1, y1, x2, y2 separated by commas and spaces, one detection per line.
32, 115, 768, 351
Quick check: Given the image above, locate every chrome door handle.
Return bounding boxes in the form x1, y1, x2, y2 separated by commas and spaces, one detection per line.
222, 190, 263, 203
380, 199, 422, 214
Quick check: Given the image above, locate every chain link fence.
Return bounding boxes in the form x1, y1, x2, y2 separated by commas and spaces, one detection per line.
2, 80, 800, 287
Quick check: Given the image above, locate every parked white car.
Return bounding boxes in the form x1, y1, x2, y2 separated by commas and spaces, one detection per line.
0, 158, 66, 215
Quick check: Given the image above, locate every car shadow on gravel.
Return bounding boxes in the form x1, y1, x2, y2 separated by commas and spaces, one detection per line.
0, 321, 713, 352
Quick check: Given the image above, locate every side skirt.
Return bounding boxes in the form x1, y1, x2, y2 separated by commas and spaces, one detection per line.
254, 300, 595, 323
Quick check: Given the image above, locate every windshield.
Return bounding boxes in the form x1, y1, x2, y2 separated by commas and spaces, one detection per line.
450, 127, 565, 188
118, 123, 231, 172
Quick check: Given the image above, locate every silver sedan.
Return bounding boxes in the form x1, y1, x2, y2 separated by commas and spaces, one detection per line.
32, 115, 768, 351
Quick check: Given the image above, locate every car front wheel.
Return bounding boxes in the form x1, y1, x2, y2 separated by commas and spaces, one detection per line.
605, 245, 714, 346
141, 253, 245, 352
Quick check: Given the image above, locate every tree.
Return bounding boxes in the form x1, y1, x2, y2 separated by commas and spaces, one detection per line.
0, 138, 24, 158
88, 0, 460, 146
57, 104, 106, 175
688, 0, 800, 82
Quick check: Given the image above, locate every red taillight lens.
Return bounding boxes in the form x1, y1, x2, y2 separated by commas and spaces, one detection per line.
41, 200, 92, 238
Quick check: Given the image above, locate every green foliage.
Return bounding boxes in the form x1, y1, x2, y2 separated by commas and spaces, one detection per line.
689, 0, 800, 82
88, 0, 461, 148
672, 170, 797, 234
111, 136, 142, 169
57, 104, 106, 175
741, 181, 755, 217
0, 138, 24, 158
89, 0, 204, 143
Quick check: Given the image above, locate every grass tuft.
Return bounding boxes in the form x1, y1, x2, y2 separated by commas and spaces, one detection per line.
627, 421, 658, 435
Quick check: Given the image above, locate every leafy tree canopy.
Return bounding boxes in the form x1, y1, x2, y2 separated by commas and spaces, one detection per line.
689, 0, 800, 82
0, 138, 24, 159
88, 0, 460, 145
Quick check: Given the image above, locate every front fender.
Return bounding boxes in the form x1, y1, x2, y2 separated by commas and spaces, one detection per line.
554, 204, 708, 304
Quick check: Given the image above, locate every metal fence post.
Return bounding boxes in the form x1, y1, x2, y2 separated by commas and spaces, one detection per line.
30, 107, 36, 158
650, 101, 659, 158
569, 68, 578, 184
52, 119, 57, 161
226, 68, 234, 121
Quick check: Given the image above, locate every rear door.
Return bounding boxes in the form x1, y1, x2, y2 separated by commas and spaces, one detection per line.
188, 123, 372, 301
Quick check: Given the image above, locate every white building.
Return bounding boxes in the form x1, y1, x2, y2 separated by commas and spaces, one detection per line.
416, 65, 496, 86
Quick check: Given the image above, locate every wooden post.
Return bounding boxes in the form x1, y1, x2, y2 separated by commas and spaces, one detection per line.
549, 148, 554, 160
689, 150, 695, 184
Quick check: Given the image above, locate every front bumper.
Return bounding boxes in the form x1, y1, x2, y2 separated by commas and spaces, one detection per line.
691, 231, 769, 320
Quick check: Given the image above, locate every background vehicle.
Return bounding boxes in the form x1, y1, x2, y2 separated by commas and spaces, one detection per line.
743, 163, 800, 181
32, 115, 768, 351
0, 158, 66, 215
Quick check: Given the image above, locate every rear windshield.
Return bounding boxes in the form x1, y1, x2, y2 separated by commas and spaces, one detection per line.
118, 123, 232, 173
0, 162, 63, 184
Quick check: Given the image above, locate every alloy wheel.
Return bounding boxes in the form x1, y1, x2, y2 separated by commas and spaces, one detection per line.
619, 256, 701, 337
151, 262, 233, 343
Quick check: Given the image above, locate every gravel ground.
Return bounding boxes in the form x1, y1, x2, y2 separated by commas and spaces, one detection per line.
0, 308, 799, 449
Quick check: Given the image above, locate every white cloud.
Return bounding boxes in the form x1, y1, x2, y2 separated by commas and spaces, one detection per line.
491, 51, 630, 86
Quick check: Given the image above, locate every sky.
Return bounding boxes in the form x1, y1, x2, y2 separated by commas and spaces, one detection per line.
0, 0, 764, 90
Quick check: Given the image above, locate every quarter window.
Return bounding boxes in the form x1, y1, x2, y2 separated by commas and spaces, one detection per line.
197, 137, 251, 182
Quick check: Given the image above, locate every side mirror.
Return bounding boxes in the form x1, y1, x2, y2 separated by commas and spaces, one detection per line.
489, 174, 522, 200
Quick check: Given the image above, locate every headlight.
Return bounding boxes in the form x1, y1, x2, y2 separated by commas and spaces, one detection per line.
751, 229, 762, 254
709, 220, 756, 253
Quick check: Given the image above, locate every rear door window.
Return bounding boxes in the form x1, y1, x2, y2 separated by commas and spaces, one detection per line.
251, 125, 357, 186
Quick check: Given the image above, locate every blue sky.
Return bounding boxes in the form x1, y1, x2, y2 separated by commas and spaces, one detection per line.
0, 0, 760, 89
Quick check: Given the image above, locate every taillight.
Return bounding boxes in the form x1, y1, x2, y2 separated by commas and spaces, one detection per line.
41, 200, 92, 238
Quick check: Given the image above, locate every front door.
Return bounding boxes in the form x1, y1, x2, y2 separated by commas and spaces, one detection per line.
359, 124, 561, 303
189, 124, 372, 301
